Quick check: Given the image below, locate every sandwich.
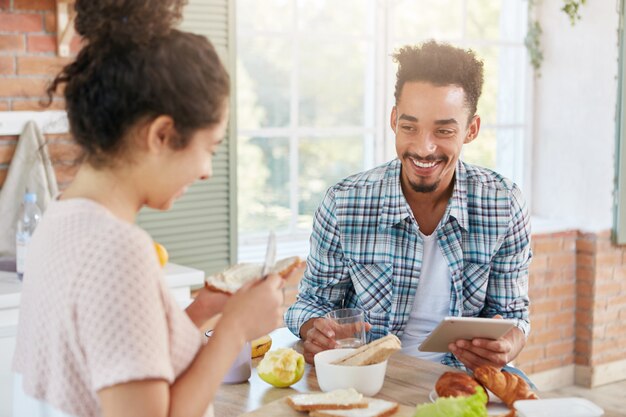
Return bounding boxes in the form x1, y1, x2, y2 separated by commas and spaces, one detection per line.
331, 334, 401, 366
286, 388, 368, 411
204, 256, 304, 294
309, 398, 399, 417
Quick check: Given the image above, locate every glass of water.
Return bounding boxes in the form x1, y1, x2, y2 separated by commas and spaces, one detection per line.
326, 308, 367, 348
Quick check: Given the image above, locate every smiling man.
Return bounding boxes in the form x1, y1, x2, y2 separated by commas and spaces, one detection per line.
285, 41, 532, 377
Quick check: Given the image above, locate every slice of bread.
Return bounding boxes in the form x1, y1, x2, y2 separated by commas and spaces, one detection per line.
204, 256, 304, 294
331, 334, 401, 366
309, 398, 399, 417
286, 388, 368, 411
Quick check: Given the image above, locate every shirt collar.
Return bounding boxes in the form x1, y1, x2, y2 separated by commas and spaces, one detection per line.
379, 159, 469, 232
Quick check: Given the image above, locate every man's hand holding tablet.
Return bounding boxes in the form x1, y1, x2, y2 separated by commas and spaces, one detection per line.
419, 315, 526, 371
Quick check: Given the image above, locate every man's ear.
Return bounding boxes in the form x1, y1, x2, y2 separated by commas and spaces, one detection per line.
146, 115, 176, 154
390, 106, 398, 134
464, 115, 481, 144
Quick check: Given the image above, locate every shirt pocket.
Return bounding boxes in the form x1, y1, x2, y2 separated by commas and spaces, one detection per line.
461, 262, 491, 315
346, 261, 393, 312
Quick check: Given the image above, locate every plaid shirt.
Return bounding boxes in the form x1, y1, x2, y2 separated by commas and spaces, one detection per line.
285, 159, 531, 368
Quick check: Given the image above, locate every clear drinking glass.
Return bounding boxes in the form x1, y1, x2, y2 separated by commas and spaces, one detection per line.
326, 308, 367, 348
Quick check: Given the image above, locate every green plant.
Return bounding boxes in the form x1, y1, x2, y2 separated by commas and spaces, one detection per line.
562, 0, 587, 25
525, 0, 588, 74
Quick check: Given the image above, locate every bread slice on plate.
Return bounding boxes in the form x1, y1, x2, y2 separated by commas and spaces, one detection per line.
309, 398, 399, 417
331, 334, 401, 366
286, 388, 368, 411
204, 256, 304, 294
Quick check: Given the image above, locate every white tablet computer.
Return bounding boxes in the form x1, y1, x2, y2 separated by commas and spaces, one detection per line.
418, 316, 516, 353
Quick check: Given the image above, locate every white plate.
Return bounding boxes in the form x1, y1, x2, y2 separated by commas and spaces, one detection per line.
429, 389, 510, 416
514, 398, 604, 417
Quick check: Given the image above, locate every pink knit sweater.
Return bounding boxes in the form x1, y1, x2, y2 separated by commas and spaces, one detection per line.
13, 198, 209, 417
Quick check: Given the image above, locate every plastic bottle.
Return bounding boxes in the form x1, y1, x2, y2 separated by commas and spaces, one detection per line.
16, 192, 42, 281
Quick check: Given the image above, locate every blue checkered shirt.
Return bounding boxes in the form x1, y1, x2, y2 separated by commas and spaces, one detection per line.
284, 159, 531, 368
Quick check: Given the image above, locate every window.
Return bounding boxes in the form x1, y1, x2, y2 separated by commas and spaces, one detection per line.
237, 0, 529, 261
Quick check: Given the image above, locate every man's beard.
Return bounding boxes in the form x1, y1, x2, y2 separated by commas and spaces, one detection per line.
408, 179, 440, 193
402, 151, 446, 193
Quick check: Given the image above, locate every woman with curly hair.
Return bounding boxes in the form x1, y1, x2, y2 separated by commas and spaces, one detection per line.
12, 2, 284, 416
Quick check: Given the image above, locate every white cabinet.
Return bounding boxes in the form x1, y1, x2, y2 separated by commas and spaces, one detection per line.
0, 264, 204, 417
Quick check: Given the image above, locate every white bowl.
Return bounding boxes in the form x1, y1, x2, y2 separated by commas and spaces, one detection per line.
313, 348, 388, 396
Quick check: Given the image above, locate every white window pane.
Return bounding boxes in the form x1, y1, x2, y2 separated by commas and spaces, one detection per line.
238, 136, 292, 233
473, 45, 499, 126
496, 46, 526, 125
299, 40, 371, 127
297, 0, 375, 36
390, 0, 463, 42
466, 0, 501, 41
495, 128, 524, 185
238, 0, 293, 32
462, 127, 496, 170
298, 136, 365, 228
238, 36, 291, 129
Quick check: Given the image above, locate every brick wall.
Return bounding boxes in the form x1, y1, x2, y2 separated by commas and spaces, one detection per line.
516, 231, 578, 375
514, 230, 626, 387
0, 0, 82, 191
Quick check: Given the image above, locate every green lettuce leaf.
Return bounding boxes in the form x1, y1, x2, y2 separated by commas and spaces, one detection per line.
413, 387, 488, 417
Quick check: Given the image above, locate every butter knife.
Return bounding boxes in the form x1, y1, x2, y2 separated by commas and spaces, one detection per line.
260, 231, 276, 279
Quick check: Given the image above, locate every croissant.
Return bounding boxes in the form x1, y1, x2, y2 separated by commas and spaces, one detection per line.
435, 371, 487, 403
473, 366, 539, 408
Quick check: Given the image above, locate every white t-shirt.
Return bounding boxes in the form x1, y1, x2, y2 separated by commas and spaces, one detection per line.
12, 198, 209, 417
400, 230, 451, 362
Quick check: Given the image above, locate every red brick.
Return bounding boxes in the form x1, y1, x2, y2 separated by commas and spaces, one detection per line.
14, 0, 55, 11
0, 168, 6, 188
0, 100, 8, 110
0, 12, 43, 32
515, 344, 544, 364
576, 237, 596, 253
533, 238, 564, 254
561, 325, 575, 339
0, 34, 25, 52
532, 358, 563, 373
47, 141, 83, 163
576, 295, 595, 311
547, 282, 575, 298
0, 78, 48, 97
0, 142, 16, 163
529, 254, 548, 272
577, 266, 595, 283
545, 340, 574, 357
596, 281, 622, 297
576, 324, 592, 342
530, 299, 560, 315
576, 310, 593, 326
528, 330, 561, 345
0, 0, 9, 10
17, 56, 70, 76
0, 56, 13, 75
0, 135, 18, 142
560, 296, 575, 310
547, 253, 576, 270
576, 253, 595, 268
595, 307, 620, 324
27, 34, 56, 53
550, 311, 574, 327
604, 322, 626, 339
43, 11, 55, 33
53, 163, 80, 184
596, 251, 622, 268
577, 281, 594, 298
597, 350, 626, 364
12, 98, 64, 111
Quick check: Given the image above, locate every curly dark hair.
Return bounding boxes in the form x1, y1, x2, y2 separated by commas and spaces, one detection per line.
392, 40, 484, 118
46, 0, 230, 167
